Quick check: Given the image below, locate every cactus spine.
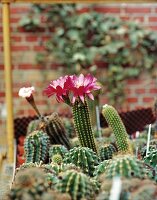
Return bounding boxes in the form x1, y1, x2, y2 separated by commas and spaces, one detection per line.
56, 170, 94, 200
42, 113, 71, 150
102, 104, 132, 154
63, 147, 99, 176
49, 144, 68, 160
72, 100, 97, 153
24, 130, 50, 163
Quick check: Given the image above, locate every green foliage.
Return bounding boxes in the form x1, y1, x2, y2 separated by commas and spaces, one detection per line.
63, 146, 100, 176
24, 130, 50, 163
56, 169, 94, 200
19, 4, 157, 106
102, 105, 132, 154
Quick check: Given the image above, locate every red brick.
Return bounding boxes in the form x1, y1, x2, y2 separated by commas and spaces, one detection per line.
143, 97, 154, 103
11, 46, 30, 51
10, 7, 30, 14
135, 89, 145, 94
33, 46, 45, 51
94, 6, 121, 13
149, 17, 157, 22
77, 7, 90, 14
0, 92, 5, 97
149, 88, 157, 93
10, 17, 20, 23
0, 65, 4, 70
26, 36, 38, 42
11, 36, 22, 42
127, 79, 142, 85
125, 7, 151, 14
18, 64, 43, 70
127, 98, 138, 103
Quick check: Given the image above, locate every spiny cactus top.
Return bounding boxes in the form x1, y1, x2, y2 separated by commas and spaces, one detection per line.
144, 149, 157, 168
56, 169, 94, 200
24, 130, 50, 163
98, 143, 117, 161
44, 74, 101, 153
102, 104, 132, 154
104, 154, 147, 179
63, 146, 100, 176
49, 144, 68, 160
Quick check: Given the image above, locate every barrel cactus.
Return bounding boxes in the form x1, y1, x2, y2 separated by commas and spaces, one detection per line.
42, 113, 71, 149
9, 168, 50, 200
102, 104, 132, 154
94, 160, 111, 177
27, 119, 41, 135
63, 146, 100, 176
49, 144, 68, 160
104, 154, 147, 179
56, 169, 94, 200
98, 143, 117, 161
24, 130, 50, 163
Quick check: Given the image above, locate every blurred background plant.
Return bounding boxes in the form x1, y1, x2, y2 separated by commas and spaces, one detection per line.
19, 4, 157, 107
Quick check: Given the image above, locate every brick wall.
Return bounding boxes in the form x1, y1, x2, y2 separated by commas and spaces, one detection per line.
0, 3, 157, 135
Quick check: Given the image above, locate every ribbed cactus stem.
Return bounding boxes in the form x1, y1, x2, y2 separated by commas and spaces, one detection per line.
102, 104, 132, 154
72, 100, 97, 153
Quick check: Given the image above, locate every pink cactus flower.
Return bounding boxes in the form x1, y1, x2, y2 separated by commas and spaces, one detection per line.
44, 74, 101, 104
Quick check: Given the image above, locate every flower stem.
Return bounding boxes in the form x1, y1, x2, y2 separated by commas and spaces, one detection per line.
72, 100, 97, 153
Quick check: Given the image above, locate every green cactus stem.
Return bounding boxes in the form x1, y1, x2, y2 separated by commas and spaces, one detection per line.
63, 146, 99, 176
56, 169, 94, 200
102, 104, 132, 154
24, 130, 50, 163
41, 113, 71, 150
72, 100, 97, 153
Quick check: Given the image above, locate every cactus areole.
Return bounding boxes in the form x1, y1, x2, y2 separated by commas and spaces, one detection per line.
44, 74, 101, 153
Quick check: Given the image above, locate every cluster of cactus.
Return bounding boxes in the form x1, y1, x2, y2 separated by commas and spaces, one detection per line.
72, 100, 97, 153
97, 178, 157, 200
103, 154, 147, 179
98, 143, 117, 161
56, 169, 94, 200
41, 113, 71, 149
63, 146, 99, 176
8, 168, 50, 200
24, 130, 50, 163
102, 104, 132, 154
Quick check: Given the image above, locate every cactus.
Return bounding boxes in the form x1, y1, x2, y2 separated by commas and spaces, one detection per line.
41, 113, 71, 150
94, 160, 111, 177
51, 154, 63, 165
8, 168, 50, 200
63, 147, 100, 176
103, 154, 147, 179
98, 143, 117, 161
97, 178, 157, 200
24, 130, 50, 163
56, 169, 94, 200
144, 149, 157, 168
72, 100, 97, 153
102, 104, 132, 154
27, 119, 41, 135
49, 144, 68, 160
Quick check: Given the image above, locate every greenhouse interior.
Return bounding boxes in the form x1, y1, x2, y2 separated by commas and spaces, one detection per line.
0, 0, 157, 199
